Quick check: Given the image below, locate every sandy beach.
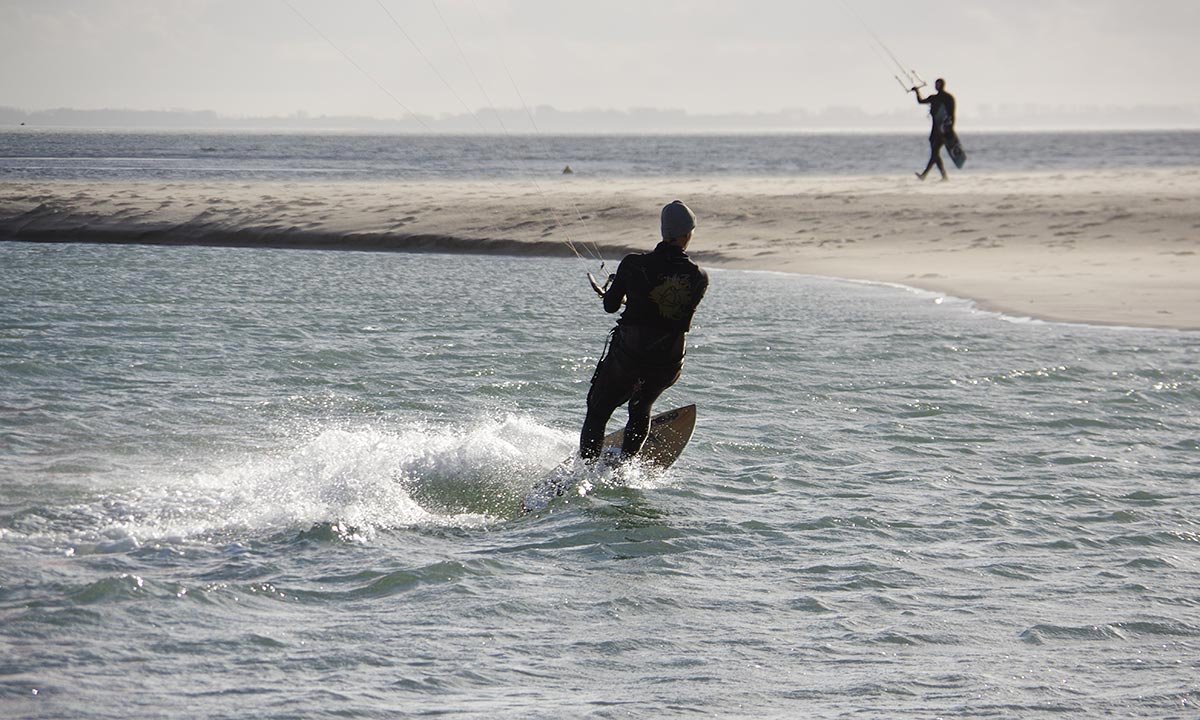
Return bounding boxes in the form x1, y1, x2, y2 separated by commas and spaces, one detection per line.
3, 168, 1198, 330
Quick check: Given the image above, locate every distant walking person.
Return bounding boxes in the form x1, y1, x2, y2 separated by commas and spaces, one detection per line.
914, 78, 956, 180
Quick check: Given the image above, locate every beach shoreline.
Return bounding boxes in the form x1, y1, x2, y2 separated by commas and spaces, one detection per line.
3, 169, 1198, 330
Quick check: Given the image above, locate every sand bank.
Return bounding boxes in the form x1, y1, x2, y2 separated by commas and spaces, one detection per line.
2, 168, 1198, 330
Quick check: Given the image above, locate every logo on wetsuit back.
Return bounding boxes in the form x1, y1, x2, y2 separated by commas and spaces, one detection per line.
650, 275, 695, 320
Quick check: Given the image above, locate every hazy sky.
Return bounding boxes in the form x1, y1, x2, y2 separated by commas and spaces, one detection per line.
2, 0, 1198, 121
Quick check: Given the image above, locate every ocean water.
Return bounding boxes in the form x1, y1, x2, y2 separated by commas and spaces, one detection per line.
1, 242, 1198, 718
3, 129, 1200, 182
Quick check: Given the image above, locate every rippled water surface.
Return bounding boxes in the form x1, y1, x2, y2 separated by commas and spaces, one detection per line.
1, 243, 1198, 718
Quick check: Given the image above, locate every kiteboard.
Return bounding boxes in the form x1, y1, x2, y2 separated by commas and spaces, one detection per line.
944, 129, 967, 169
521, 404, 697, 513
934, 104, 967, 169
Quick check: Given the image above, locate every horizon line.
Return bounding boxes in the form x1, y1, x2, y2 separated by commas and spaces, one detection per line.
3, 103, 1199, 134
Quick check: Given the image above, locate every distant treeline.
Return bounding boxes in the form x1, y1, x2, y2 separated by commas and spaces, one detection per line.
2, 104, 1197, 132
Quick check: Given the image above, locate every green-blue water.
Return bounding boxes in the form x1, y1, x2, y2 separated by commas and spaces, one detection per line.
2, 242, 1198, 718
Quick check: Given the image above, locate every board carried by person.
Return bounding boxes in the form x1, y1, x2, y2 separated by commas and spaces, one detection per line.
934, 103, 967, 170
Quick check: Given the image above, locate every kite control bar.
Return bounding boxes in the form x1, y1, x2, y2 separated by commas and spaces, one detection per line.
897, 70, 926, 93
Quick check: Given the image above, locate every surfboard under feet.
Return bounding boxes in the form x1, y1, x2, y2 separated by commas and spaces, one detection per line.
521, 404, 696, 513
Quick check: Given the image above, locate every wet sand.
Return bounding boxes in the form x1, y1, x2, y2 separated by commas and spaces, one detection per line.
2, 168, 1198, 329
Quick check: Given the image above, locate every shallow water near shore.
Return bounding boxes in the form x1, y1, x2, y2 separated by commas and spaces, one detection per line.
1, 243, 1198, 718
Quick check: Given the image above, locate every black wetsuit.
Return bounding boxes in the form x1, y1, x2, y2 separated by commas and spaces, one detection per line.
918, 91, 956, 176
922, 91, 956, 140
579, 241, 708, 460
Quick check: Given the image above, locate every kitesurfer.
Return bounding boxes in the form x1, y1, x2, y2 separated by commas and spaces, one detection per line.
579, 200, 708, 463
914, 78, 956, 181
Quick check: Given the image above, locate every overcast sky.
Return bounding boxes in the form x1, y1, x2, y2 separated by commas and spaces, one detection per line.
2, 0, 1198, 123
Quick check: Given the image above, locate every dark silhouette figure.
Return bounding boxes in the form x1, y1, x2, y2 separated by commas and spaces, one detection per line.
914, 78, 956, 180
579, 200, 708, 463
